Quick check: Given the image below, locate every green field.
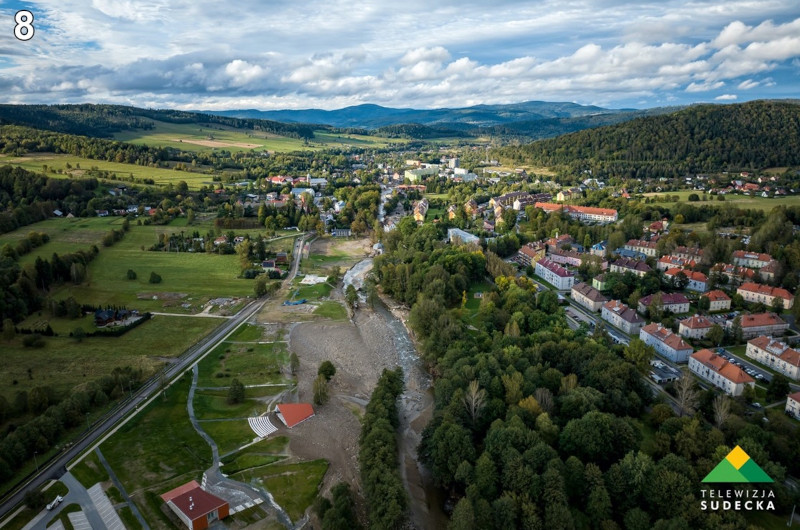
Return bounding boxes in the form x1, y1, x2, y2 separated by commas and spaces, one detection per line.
70, 451, 109, 488
643, 190, 800, 212
196, 341, 290, 387
233, 460, 328, 522
193, 391, 267, 420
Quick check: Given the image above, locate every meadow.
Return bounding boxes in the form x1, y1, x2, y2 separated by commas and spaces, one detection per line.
642, 190, 800, 213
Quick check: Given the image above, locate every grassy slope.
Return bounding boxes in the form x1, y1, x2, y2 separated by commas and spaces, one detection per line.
642, 190, 800, 213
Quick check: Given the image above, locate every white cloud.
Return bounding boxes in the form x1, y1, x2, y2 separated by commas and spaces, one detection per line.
686, 81, 725, 92
715, 94, 738, 100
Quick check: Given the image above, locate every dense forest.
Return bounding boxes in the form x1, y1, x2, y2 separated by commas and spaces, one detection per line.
374, 220, 800, 529
495, 100, 800, 178
0, 104, 316, 139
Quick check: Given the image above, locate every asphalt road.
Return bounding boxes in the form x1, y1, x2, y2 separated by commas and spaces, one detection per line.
0, 297, 265, 521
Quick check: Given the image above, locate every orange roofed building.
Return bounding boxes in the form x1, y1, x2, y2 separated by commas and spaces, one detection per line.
161, 481, 229, 530
276, 403, 315, 428
534, 202, 617, 223
689, 349, 755, 396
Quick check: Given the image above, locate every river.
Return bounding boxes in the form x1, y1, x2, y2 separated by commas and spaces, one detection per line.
346, 258, 448, 529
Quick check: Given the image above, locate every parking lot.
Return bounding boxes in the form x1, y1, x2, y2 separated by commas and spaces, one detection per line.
715, 348, 771, 383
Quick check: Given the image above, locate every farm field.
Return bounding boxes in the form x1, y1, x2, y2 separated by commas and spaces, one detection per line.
642, 190, 800, 212
1, 153, 218, 190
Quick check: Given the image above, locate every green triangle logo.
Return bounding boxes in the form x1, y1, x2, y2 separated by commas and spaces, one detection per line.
702, 446, 773, 483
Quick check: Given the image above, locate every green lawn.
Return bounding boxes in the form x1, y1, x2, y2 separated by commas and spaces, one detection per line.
293, 281, 334, 300
642, 190, 800, 213
196, 341, 289, 387
193, 392, 267, 420
312, 301, 348, 320
101, 374, 211, 494
117, 506, 143, 530
220, 436, 289, 474
233, 459, 328, 522
200, 420, 256, 455
228, 323, 264, 342
70, 451, 109, 488
1, 315, 223, 400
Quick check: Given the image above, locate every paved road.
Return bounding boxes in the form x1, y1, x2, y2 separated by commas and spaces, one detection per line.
0, 298, 265, 522
95, 447, 149, 529
23, 472, 105, 530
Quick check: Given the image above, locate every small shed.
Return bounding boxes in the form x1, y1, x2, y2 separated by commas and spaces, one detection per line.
161, 481, 229, 530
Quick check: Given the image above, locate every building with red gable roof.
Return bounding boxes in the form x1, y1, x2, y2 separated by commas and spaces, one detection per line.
161, 481, 229, 530
276, 403, 315, 428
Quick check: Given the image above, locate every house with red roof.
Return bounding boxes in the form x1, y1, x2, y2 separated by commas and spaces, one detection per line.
639, 323, 694, 363
689, 349, 755, 396
786, 392, 800, 420
702, 290, 731, 312
678, 315, 716, 339
602, 300, 645, 335
737, 283, 794, 310
664, 268, 708, 292
276, 403, 315, 428
161, 481, 229, 530
728, 312, 788, 339
534, 258, 575, 290
732, 250, 774, 269
746, 336, 800, 380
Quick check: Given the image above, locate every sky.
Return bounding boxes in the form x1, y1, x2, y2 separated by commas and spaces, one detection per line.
0, 0, 799, 111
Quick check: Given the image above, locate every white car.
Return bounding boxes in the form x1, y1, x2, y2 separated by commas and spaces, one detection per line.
46, 495, 63, 510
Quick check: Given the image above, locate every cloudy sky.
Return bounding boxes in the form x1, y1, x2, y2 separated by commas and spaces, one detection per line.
1, 0, 799, 110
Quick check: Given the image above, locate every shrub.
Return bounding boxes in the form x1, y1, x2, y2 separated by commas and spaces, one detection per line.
148, 272, 162, 284
127, 269, 137, 280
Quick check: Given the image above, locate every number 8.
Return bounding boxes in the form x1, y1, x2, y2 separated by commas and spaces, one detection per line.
14, 10, 34, 41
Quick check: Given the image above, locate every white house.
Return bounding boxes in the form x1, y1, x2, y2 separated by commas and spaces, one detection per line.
678, 315, 716, 339
571, 282, 609, 312
702, 290, 732, 312
602, 300, 645, 335
737, 283, 794, 310
786, 392, 800, 420
689, 349, 755, 396
639, 323, 694, 363
746, 336, 800, 380
535, 258, 575, 290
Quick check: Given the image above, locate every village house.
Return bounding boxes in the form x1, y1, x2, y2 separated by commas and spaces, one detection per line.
639, 322, 694, 363
657, 255, 698, 271
786, 392, 800, 420
637, 292, 690, 315
534, 258, 575, 290
672, 246, 704, 261
746, 336, 800, 380
664, 268, 708, 292
678, 314, 716, 339
413, 199, 429, 222
625, 239, 659, 257
570, 282, 609, 312
711, 262, 756, 285
602, 300, 645, 335
689, 349, 755, 396
702, 290, 732, 311
447, 204, 458, 220
610, 257, 652, 278
737, 282, 794, 310
728, 312, 789, 339
732, 250, 774, 269
593, 274, 608, 291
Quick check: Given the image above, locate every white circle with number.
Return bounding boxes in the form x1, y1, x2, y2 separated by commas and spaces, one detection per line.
15, 10, 34, 41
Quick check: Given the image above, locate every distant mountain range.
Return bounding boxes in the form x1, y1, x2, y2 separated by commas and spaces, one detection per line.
200, 101, 631, 128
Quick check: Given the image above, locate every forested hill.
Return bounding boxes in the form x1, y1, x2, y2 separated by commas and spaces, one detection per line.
495, 100, 800, 178
0, 104, 317, 140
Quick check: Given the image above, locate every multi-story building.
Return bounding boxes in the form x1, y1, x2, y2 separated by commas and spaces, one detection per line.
534, 202, 618, 223
413, 199, 429, 222
639, 323, 694, 363
535, 258, 575, 290
689, 349, 755, 396
746, 336, 800, 380
759, 260, 779, 282
447, 228, 480, 245
610, 258, 652, 278
732, 250, 774, 269
785, 392, 800, 420
672, 246, 704, 261
664, 268, 708, 292
593, 274, 608, 291
637, 292, 690, 315
711, 263, 757, 285
515, 241, 547, 267
625, 239, 659, 257
602, 300, 645, 335
702, 290, 732, 312
678, 315, 716, 339
546, 234, 574, 252
490, 191, 529, 208
548, 248, 583, 268
571, 282, 609, 312
728, 312, 789, 339
657, 255, 698, 271
737, 283, 794, 310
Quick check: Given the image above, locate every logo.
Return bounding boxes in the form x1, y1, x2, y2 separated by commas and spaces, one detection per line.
702, 445, 773, 483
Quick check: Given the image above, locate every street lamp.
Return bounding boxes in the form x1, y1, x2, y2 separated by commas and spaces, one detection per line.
33, 451, 39, 473
85, 412, 90, 431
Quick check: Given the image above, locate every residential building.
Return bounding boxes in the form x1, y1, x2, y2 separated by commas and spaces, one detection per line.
759, 260, 779, 282
447, 204, 458, 220
732, 250, 774, 269
664, 268, 708, 292
546, 234, 574, 252
678, 315, 716, 339
464, 199, 479, 217
702, 290, 732, 311
613, 248, 649, 261
590, 241, 607, 257
534, 202, 618, 223
413, 199, 429, 222
515, 241, 547, 267
711, 262, 757, 285
447, 228, 480, 245
405, 167, 438, 182
535, 258, 575, 290
571, 282, 609, 312
689, 349, 755, 396
625, 239, 658, 257
610, 257, 652, 278
639, 323, 694, 363
746, 336, 800, 380
161, 481, 229, 530
637, 292, 690, 315
728, 312, 789, 339
490, 191, 529, 208
548, 248, 583, 267
602, 300, 645, 335
657, 255, 698, 271
593, 274, 608, 291
737, 283, 794, 310
672, 246, 704, 261
786, 392, 800, 420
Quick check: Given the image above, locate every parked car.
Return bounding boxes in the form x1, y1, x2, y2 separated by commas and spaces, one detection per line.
46, 496, 63, 510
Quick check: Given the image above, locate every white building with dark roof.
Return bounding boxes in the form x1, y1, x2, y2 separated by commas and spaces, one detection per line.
602, 300, 645, 335
640, 323, 694, 363
535, 258, 575, 290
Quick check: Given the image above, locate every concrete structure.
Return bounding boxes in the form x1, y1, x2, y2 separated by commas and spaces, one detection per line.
689, 349, 755, 396
746, 336, 800, 380
535, 258, 575, 290
732, 250, 774, 269
786, 392, 800, 420
447, 228, 480, 245
637, 292, 690, 315
728, 312, 789, 339
161, 481, 229, 530
640, 322, 694, 363
678, 315, 716, 339
625, 239, 658, 257
737, 283, 794, 310
602, 300, 645, 335
702, 290, 732, 312
571, 282, 609, 312
610, 257, 652, 278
